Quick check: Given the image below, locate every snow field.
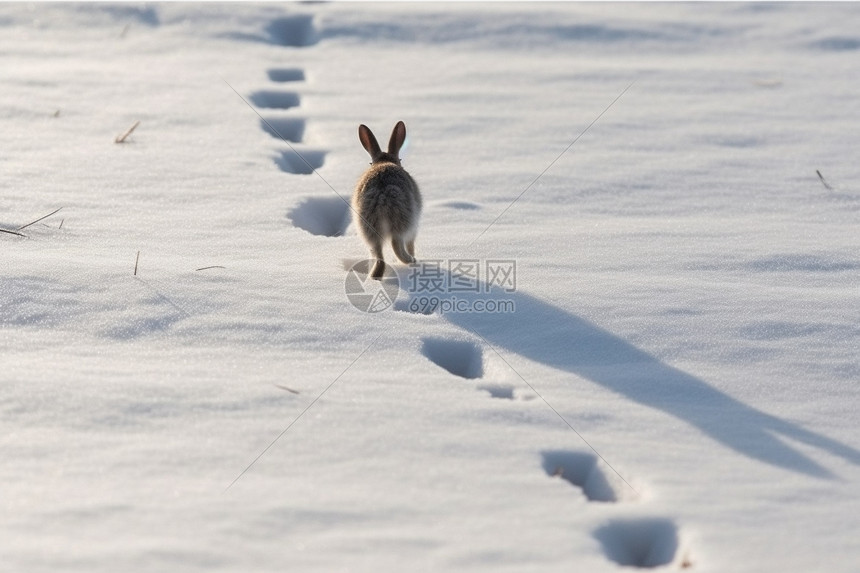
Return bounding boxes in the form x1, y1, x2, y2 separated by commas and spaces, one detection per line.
2, 3, 859, 572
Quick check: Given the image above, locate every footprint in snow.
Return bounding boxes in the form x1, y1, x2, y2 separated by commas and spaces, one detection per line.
477, 383, 535, 401
477, 384, 515, 400
267, 68, 306, 82
541, 450, 620, 503
419, 335, 534, 399
265, 15, 318, 47
421, 336, 484, 380
275, 148, 326, 175
249, 90, 300, 110
593, 518, 681, 569
541, 451, 690, 566
287, 196, 350, 237
260, 117, 305, 142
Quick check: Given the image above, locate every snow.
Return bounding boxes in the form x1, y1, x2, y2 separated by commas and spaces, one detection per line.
2, 2, 859, 571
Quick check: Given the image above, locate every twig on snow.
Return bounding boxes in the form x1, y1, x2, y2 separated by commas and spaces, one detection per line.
196, 266, 226, 271
115, 120, 140, 144
134, 251, 140, 276
17, 207, 63, 231
816, 169, 834, 191
0, 228, 27, 238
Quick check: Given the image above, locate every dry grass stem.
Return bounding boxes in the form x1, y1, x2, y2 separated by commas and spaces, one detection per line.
17, 207, 63, 231
115, 120, 141, 143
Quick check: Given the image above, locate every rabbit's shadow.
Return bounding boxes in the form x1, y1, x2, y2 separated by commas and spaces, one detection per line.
395, 268, 860, 479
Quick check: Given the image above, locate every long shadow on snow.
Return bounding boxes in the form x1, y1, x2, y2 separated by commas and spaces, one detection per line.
398, 273, 860, 478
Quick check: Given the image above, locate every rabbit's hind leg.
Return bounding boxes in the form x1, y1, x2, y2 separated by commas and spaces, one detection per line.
368, 239, 387, 279
392, 237, 415, 265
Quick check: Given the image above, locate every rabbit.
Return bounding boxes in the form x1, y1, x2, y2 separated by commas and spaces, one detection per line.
352, 121, 422, 279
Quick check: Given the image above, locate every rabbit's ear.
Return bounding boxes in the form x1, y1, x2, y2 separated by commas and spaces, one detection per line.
359, 124, 381, 159
388, 121, 406, 156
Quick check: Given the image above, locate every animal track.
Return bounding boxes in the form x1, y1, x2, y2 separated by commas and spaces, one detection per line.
249, 90, 300, 110
541, 450, 619, 503
266, 15, 318, 47
477, 384, 534, 401
434, 199, 482, 210
593, 518, 679, 569
540, 452, 688, 566
811, 37, 860, 52
275, 149, 326, 175
421, 337, 484, 379
268, 68, 306, 82
287, 197, 351, 237
242, 13, 694, 568
261, 117, 305, 142
478, 384, 514, 399
248, 24, 333, 249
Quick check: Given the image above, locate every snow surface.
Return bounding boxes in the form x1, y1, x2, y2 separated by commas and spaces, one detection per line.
2, 2, 859, 571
